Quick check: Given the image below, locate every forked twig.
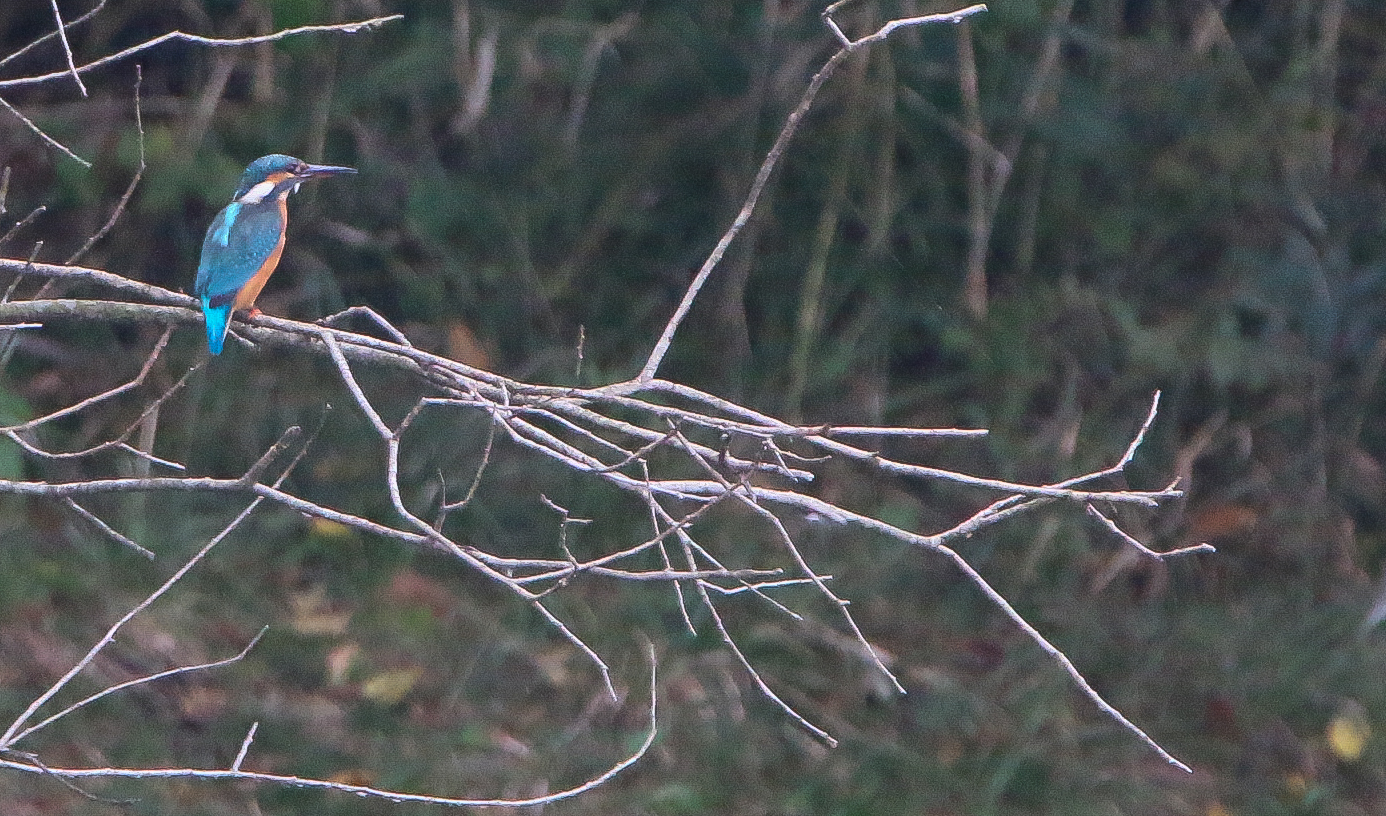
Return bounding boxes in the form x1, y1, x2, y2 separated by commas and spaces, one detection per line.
0, 493, 269, 748
0, 644, 661, 809
8, 628, 268, 746
1086, 503, 1216, 560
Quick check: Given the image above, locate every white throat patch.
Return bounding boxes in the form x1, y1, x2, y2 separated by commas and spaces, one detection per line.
237, 179, 278, 205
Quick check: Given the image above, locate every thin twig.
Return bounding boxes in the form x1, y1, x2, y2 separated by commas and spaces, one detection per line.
0, 16, 405, 90
633, 3, 985, 382
0, 0, 107, 70
231, 722, 259, 772
0, 94, 90, 167
319, 305, 413, 346
48, 0, 89, 97
0, 206, 47, 246
64, 498, 154, 559
64, 66, 145, 266
1086, 504, 1216, 560
938, 544, 1191, 772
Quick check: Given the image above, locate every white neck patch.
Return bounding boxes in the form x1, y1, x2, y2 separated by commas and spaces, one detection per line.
237, 179, 278, 205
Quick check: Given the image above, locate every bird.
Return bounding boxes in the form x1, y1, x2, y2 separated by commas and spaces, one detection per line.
194, 154, 357, 354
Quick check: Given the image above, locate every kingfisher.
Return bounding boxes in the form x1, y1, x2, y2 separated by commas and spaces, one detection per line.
194, 154, 356, 354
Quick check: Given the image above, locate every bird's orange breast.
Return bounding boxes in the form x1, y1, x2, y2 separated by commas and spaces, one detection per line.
232, 195, 289, 311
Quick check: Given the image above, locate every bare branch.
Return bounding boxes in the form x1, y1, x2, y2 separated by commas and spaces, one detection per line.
47, 0, 88, 97
0, 289, 1192, 775
0, 16, 405, 91
0, 259, 193, 305
1086, 504, 1216, 560
0, 0, 107, 70
0, 644, 660, 808
63, 498, 154, 559
0, 94, 90, 167
63, 66, 145, 267
634, 3, 987, 382
0, 14, 399, 167
0, 492, 269, 747
8, 628, 268, 747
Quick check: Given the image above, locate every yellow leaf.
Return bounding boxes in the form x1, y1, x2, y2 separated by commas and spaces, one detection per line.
310, 517, 354, 540
288, 587, 352, 636
362, 667, 423, 704
291, 610, 353, 636
1327, 712, 1370, 761
1205, 803, 1233, 816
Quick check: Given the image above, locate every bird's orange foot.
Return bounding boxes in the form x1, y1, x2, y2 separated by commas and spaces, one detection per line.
247, 307, 263, 319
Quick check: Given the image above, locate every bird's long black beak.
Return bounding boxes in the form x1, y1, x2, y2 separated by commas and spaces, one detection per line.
298, 163, 357, 179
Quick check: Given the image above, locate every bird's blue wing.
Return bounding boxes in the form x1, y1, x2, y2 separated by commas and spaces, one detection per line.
195, 200, 284, 354
194, 201, 284, 306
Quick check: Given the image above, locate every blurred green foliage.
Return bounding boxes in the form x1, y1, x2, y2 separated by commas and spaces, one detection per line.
3, 0, 1386, 813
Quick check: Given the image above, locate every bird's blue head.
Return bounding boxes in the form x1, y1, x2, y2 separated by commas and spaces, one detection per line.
232, 154, 357, 202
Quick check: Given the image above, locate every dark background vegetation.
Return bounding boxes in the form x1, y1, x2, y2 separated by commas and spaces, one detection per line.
2, 0, 1386, 813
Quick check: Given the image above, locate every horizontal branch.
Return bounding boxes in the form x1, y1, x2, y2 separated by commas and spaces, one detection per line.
0, 258, 192, 306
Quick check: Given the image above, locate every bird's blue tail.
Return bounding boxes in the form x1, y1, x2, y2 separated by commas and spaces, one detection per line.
202, 298, 232, 355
